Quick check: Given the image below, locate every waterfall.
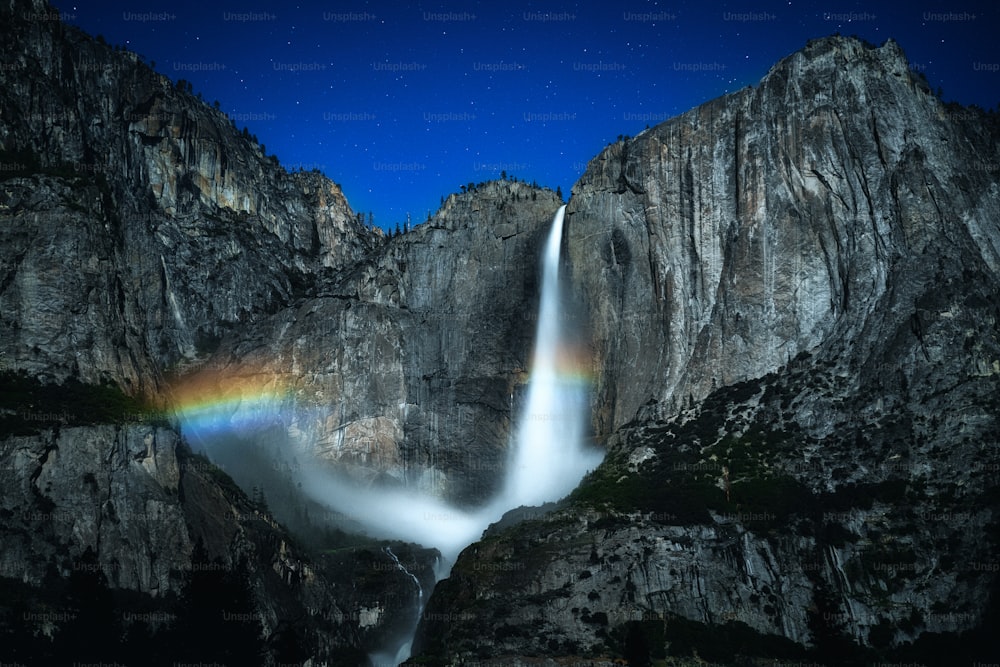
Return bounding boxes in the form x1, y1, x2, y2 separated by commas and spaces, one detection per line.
385, 547, 423, 608
501, 204, 603, 507
363, 205, 604, 665
369, 547, 425, 666
160, 254, 196, 357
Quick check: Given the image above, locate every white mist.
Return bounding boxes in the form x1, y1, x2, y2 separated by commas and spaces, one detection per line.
178, 206, 604, 667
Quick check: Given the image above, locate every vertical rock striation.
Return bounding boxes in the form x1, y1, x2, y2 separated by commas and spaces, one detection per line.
566, 36, 1000, 437
1, 0, 375, 395
4, 4, 1000, 661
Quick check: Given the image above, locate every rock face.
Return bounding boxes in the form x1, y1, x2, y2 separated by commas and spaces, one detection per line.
413, 37, 1000, 664
0, 0, 375, 395
0, 1, 420, 662
1, 0, 565, 507
0, 407, 437, 664
1, 0, 565, 660
566, 37, 1000, 438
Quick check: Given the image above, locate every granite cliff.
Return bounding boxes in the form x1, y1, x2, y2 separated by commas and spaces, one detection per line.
0, 0, 375, 397
178, 179, 563, 510
1, 0, 564, 661
413, 37, 1000, 664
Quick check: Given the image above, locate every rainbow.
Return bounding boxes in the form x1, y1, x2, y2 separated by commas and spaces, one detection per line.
167, 364, 294, 444
166, 343, 595, 446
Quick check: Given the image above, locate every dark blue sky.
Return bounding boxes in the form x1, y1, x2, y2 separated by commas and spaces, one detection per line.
50, 0, 998, 230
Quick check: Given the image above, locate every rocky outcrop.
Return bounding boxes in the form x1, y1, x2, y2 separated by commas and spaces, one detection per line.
413, 37, 1000, 664
416, 357, 1000, 663
0, 2, 426, 661
0, 403, 437, 663
0, 0, 375, 395
4, 3, 1000, 662
1, 0, 567, 507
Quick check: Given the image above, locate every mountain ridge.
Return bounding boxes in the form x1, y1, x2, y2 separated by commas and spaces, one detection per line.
2, 2, 999, 663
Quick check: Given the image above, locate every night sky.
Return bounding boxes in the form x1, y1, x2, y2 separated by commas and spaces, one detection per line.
49, 0, 999, 231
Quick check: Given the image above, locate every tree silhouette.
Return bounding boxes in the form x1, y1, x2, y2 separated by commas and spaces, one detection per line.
623, 621, 652, 666
166, 540, 265, 664
51, 548, 123, 664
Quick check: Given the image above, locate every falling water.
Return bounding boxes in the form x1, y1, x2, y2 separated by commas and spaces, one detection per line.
363, 204, 603, 664
501, 204, 604, 508
385, 547, 423, 607
368, 547, 424, 666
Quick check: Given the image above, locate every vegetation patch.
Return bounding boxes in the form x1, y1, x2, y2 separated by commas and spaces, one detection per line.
0, 370, 165, 438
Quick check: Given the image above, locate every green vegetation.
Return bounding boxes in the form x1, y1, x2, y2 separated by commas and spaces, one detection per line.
569, 370, 927, 538
0, 147, 121, 232
659, 615, 805, 663
564, 354, 1000, 664
0, 370, 165, 437
570, 377, 806, 526
607, 602, 1000, 666
0, 147, 106, 184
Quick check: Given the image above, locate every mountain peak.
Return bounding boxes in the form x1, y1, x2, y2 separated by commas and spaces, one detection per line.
426, 178, 563, 231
